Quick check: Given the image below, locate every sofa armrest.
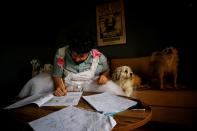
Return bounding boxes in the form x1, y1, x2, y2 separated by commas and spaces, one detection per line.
110, 57, 151, 78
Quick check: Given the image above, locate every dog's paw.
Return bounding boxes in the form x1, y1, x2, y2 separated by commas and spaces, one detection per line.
124, 89, 133, 97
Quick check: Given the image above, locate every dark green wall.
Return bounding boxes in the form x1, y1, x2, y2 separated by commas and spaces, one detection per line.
56, 1, 193, 88
0, 1, 193, 107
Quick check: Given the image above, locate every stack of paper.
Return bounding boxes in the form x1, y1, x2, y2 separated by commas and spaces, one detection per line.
83, 92, 137, 115
29, 106, 116, 131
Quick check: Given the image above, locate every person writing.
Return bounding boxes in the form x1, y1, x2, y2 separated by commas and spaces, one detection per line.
18, 33, 124, 98
53, 33, 110, 96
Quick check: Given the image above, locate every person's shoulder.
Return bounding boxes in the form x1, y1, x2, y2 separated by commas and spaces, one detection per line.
57, 45, 70, 53
91, 49, 107, 62
56, 45, 70, 57
99, 54, 107, 61
58, 45, 69, 50
91, 49, 102, 58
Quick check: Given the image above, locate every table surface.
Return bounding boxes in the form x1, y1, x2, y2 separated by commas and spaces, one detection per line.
5, 92, 152, 131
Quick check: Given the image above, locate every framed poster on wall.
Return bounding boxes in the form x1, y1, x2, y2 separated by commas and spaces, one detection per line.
96, 0, 126, 46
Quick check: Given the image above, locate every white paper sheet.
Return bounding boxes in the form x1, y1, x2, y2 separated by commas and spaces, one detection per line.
83, 92, 137, 115
29, 106, 116, 131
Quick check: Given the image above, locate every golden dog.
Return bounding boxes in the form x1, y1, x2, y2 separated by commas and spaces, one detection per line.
150, 47, 179, 89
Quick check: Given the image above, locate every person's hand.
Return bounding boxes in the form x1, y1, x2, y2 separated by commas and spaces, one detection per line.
97, 75, 108, 85
54, 85, 67, 96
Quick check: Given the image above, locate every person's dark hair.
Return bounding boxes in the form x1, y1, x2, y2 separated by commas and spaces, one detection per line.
68, 32, 96, 54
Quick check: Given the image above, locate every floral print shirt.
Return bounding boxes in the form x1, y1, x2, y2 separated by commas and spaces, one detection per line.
52, 46, 109, 77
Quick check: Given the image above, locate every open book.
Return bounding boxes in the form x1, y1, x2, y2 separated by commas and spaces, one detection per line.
83, 92, 137, 116
4, 92, 82, 109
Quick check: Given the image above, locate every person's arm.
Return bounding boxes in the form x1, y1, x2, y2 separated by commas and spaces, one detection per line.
52, 47, 67, 96
96, 54, 110, 85
97, 70, 110, 85
52, 76, 67, 96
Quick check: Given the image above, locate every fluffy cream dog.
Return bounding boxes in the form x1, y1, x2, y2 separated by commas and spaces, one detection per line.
112, 66, 134, 97
30, 59, 41, 77
40, 64, 53, 73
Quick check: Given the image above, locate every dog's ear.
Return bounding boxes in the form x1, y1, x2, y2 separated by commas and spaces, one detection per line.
172, 47, 178, 54
112, 69, 118, 80
112, 67, 121, 80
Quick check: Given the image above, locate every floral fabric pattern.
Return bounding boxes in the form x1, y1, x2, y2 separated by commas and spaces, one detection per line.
91, 49, 102, 58
56, 56, 64, 68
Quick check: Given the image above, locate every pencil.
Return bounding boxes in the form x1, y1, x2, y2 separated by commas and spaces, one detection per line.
60, 78, 65, 87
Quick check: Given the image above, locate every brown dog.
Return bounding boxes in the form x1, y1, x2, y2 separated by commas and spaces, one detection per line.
150, 47, 179, 89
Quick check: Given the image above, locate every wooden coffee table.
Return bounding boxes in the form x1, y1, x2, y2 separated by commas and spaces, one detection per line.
3, 92, 152, 131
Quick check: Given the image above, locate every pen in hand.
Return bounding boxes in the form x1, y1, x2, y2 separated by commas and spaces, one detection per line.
60, 78, 67, 95
54, 78, 67, 96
